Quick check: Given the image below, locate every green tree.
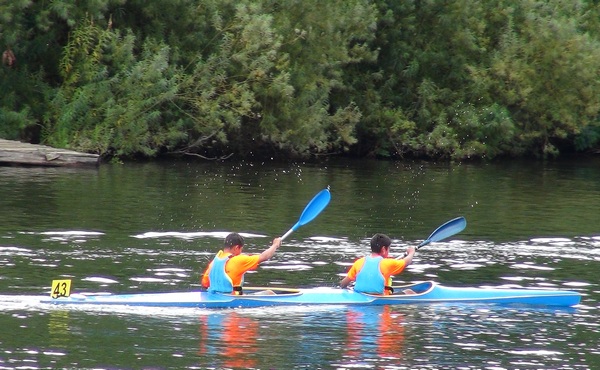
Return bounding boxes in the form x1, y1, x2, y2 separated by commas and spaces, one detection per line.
351, 0, 600, 159
0, 0, 122, 140
469, 0, 600, 157
3, 0, 600, 160
176, 0, 378, 158
44, 18, 184, 157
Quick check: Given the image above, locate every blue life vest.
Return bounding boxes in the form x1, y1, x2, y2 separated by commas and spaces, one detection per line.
208, 252, 234, 294
354, 256, 385, 294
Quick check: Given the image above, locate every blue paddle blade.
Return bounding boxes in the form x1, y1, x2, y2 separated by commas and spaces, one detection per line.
281, 188, 331, 241
418, 216, 467, 248
295, 188, 331, 229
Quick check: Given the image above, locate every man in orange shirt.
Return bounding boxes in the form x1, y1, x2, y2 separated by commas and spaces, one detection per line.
339, 233, 415, 295
201, 233, 282, 294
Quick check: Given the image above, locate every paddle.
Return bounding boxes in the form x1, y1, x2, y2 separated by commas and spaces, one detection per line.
400, 216, 467, 258
281, 187, 331, 241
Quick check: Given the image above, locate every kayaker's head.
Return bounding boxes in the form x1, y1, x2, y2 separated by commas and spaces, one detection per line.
371, 233, 392, 257
224, 232, 245, 255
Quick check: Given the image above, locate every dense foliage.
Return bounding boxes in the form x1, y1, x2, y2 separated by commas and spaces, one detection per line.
2, 0, 600, 160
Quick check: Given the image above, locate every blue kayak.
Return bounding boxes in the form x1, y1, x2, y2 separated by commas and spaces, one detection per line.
40, 281, 581, 308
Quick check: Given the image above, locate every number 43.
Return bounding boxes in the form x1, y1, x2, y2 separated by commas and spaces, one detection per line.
51, 279, 72, 299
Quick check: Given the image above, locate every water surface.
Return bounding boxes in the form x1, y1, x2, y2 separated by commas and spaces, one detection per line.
1, 158, 598, 369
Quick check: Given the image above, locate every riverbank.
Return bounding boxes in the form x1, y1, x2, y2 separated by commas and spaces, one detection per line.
0, 139, 99, 167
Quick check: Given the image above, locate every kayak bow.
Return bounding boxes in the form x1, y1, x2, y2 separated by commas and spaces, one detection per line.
41, 281, 581, 309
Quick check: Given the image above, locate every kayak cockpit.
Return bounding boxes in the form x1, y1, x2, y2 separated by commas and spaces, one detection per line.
362, 281, 436, 297
222, 287, 303, 297
392, 281, 436, 295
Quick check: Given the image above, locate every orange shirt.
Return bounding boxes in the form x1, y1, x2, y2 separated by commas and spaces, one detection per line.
346, 257, 407, 295
201, 251, 261, 288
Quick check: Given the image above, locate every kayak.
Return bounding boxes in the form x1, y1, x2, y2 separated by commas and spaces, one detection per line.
40, 281, 581, 308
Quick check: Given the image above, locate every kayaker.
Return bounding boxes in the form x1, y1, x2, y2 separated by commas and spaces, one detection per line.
339, 233, 415, 295
201, 232, 282, 294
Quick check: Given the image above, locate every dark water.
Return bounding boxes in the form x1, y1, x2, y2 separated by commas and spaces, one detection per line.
0, 158, 599, 369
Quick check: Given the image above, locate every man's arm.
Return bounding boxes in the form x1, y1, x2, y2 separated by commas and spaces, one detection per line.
258, 237, 282, 263
339, 276, 353, 288
339, 262, 359, 288
387, 246, 416, 275
402, 246, 416, 266
200, 263, 212, 289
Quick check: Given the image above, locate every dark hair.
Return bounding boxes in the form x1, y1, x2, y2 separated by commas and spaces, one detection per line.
224, 233, 244, 248
370, 233, 391, 253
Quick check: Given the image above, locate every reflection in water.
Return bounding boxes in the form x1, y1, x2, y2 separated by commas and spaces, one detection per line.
48, 310, 72, 348
198, 312, 259, 369
195, 306, 408, 369
344, 306, 405, 364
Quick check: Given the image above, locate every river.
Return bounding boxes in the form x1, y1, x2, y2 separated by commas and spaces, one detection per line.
1, 158, 598, 369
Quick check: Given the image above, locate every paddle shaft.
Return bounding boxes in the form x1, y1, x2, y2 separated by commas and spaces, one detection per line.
281, 228, 295, 241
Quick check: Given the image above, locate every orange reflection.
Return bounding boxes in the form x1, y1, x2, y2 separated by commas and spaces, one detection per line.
377, 306, 405, 358
345, 308, 364, 358
198, 312, 259, 369
345, 305, 405, 361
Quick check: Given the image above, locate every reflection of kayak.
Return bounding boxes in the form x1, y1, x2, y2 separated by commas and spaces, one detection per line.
40, 281, 581, 308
